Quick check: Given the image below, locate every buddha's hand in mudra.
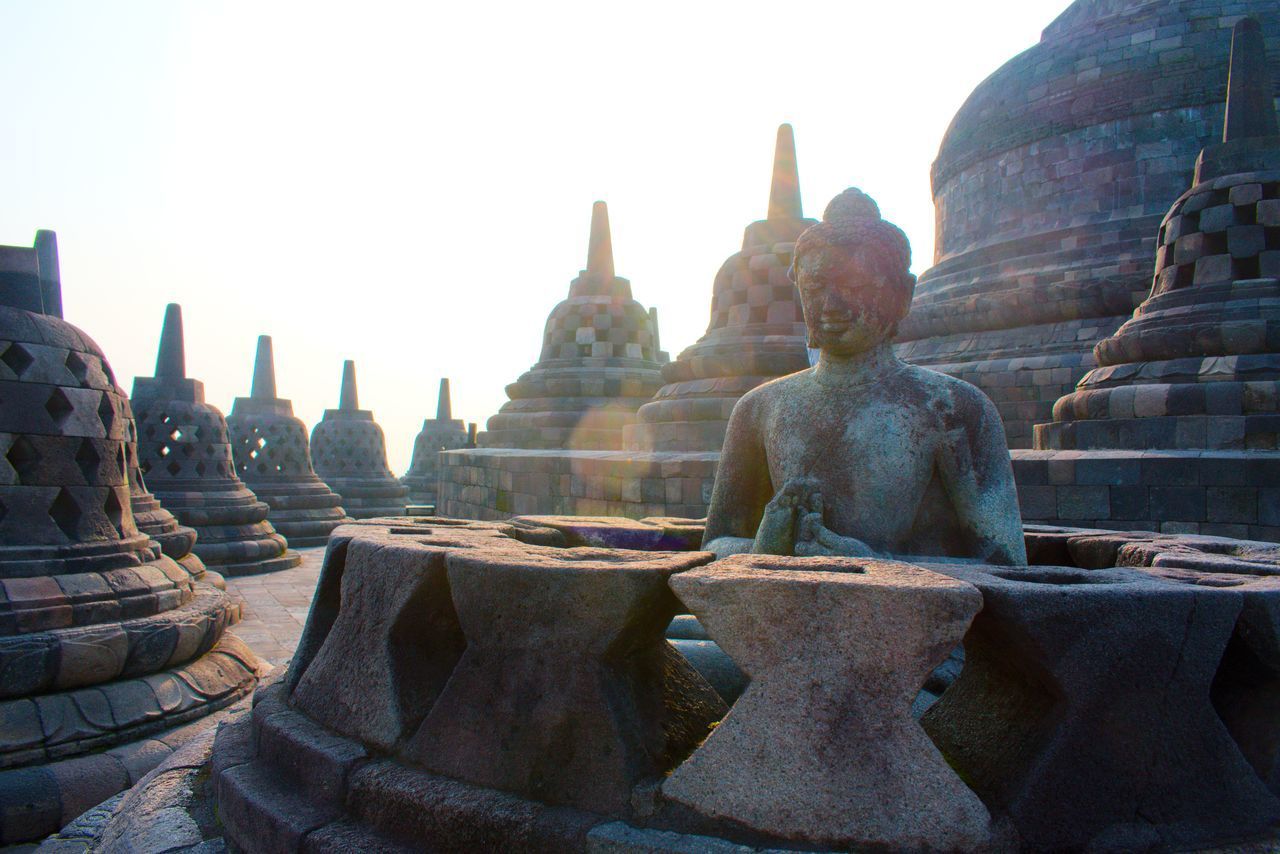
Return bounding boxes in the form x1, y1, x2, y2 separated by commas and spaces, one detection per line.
794, 490, 877, 558
751, 476, 820, 555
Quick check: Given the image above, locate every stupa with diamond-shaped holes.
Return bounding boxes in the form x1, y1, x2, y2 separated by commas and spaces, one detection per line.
309, 360, 408, 518
130, 305, 300, 575
401, 378, 468, 508
0, 235, 263, 845
227, 336, 348, 546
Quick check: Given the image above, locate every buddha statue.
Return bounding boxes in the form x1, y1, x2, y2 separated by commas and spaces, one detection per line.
702, 189, 1026, 565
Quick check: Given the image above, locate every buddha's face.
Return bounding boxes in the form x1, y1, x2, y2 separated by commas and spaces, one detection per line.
794, 245, 913, 357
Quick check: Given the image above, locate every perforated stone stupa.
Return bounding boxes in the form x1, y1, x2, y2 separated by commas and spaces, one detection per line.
478, 201, 665, 450
131, 305, 300, 575
896, 0, 1280, 448
401, 378, 468, 507
309, 360, 408, 518
0, 235, 262, 845
1026, 17, 1280, 540
227, 336, 348, 546
625, 124, 816, 452
122, 396, 200, 571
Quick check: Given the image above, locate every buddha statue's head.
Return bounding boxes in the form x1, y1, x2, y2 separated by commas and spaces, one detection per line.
790, 188, 915, 356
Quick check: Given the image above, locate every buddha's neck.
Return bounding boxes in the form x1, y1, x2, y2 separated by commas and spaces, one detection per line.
814, 342, 903, 387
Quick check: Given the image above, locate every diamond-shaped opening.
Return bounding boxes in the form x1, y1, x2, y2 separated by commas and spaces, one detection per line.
45, 387, 74, 425
249, 448, 259, 460
161, 415, 171, 424
169, 428, 183, 441
64, 350, 90, 385
98, 394, 115, 432
181, 444, 195, 458
166, 460, 182, 476
1, 343, 34, 377
49, 488, 82, 539
103, 487, 124, 537
195, 461, 207, 476
256, 437, 266, 449
75, 439, 101, 482
6, 436, 42, 483
159, 445, 171, 457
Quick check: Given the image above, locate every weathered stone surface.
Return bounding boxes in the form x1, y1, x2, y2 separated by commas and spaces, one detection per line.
703, 189, 1026, 565
401, 378, 468, 507
290, 536, 464, 751
227, 336, 348, 547
626, 125, 814, 454
0, 240, 261, 844
897, 2, 1280, 449
479, 202, 666, 451
922, 562, 1280, 850
404, 542, 724, 815
309, 360, 409, 519
664, 554, 991, 851
131, 305, 300, 576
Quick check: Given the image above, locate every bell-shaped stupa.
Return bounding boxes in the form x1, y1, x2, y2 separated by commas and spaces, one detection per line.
309, 360, 408, 518
227, 336, 348, 546
401, 378, 468, 507
625, 124, 816, 452
122, 395, 202, 572
0, 235, 262, 845
478, 201, 665, 450
1031, 17, 1280, 539
131, 305, 300, 575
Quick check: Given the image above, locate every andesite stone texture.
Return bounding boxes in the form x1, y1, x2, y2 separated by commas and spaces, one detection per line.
400, 377, 467, 507
0, 235, 263, 845
1025, 17, 1280, 542
131, 305, 300, 576
922, 561, 1280, 850
664, 555, 992, 851
70, 519, 1280, 851
309, 360, 408, 519
227, 335, 348, 546
896, 0, 1280, 448
479, 201, 665, 450
626, 124, 816, 452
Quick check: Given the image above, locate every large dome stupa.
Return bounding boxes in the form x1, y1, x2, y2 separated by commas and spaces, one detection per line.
896, 0, 1280, 448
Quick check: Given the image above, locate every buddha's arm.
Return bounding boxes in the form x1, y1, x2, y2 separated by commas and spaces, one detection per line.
938, 391, 1028, 566
702, 397, 775, 558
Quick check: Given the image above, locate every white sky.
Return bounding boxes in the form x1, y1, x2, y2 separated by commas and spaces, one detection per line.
1, 1, 1072, 472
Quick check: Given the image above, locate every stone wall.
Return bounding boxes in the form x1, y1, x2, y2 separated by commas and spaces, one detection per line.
437, 448, 717, 521
437, 447, 1280, 542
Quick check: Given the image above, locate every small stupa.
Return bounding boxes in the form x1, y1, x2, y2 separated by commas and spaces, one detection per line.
625, 124, 816, 451
309, 360, 408, 518
1033, 17, 1280, 538
401, 378, 468, 507
0, 235, 261, 844
122, 395, 202, 572
478, 201, 665, 450
130, 305, 300, 575
227, 336, 348, 546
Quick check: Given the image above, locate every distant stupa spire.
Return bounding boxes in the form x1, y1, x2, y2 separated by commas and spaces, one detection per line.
339, 360, 358, 411
155, 303, 186, 379
250, 335, 277, 400
586, 201, 615, 281
436, 378, 452, 421
1224, 17, 1279, 142
767, 123, 803, 221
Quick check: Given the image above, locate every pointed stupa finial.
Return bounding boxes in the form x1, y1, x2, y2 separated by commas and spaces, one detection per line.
767, 123, 803, 221
339, 360, 358, 411
251, 335, 277, 400
586, 201, 615, 280
1224, 17, 1279, 142
155, 303, 186, 379
436, 378, 452, 421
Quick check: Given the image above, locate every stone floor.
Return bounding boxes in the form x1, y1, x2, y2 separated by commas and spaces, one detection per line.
225, 547, 326, 666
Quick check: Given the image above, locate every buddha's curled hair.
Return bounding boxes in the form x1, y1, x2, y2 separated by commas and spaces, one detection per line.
790, 188, 912, 282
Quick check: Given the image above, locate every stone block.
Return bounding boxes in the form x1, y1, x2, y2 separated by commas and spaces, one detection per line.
923, 564, 1280, 850
664, 555, 991, 851
404, 544, 723, 815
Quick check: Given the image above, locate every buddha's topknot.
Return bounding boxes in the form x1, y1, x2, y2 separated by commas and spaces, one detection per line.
793, 187, 912, 277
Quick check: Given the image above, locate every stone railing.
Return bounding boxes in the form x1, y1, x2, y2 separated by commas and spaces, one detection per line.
204, 517, 1280, 852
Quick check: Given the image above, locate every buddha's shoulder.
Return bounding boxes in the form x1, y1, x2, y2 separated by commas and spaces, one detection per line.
732, 368, 817, 412
899, 364, 997, 419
